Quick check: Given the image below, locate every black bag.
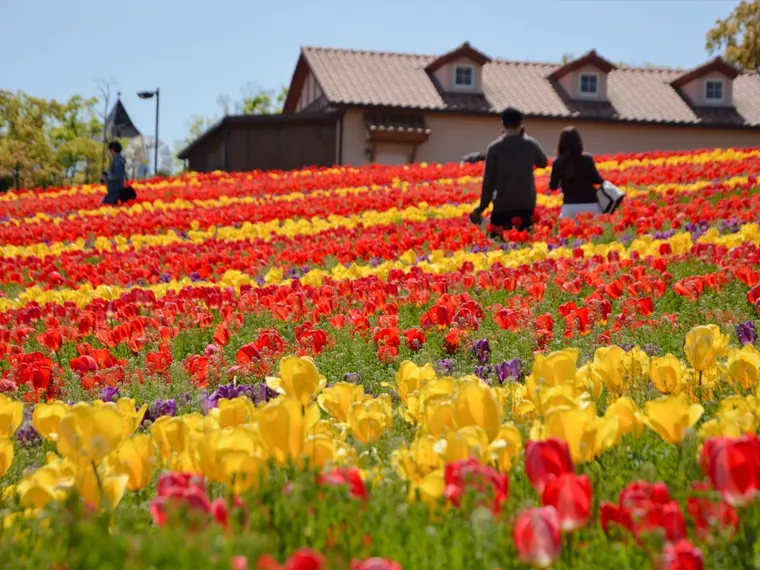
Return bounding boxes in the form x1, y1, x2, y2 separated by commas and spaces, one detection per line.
118, 186, 137, 204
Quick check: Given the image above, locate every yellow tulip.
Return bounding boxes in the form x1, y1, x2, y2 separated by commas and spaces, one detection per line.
391, 434, 443, 482
392, 361, 437, 406
519, 377, 582, 418
75, 468, 129, 511
257, 397, 320, 465
56, 403, 124, 467
452, 381, 502, 441
266, 356, 327, 406
605, 396, 643, 440
698, 417, 745, 440
116, 398, 147, 439
575, 363, 603, 402
489, 422, 523, 472
622, 347, 650, 380
639, 393, 704, 444
543, 404, 619, 464
317, 382, 365, 423
16, 461, 74, 509
302, 433, 336, 469
435, 425, 490, 464
0, 394, 23, 438
150, 416, 190, 460
348, 395, 393, 445
109, 434, 155, 491
717, 396, 759, 431
531, 348, 579, 387
409, 468, 445, 504
726, 345, 760, 389
649, 354, 683, 394
590, 345, 629, 394
208, 396, 257, 428
0, 438, 13, 478
212, 427, 264, 493
423, 398, 457, 438
683, 325, 728, 372
32, 402, 69, 441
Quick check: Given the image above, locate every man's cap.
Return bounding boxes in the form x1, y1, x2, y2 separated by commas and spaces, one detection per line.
501, 107, 524, 127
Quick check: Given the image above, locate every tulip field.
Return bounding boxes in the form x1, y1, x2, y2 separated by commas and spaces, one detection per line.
4, 146, 760, 569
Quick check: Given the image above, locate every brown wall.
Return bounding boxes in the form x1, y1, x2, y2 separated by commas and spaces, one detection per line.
226, 122, 338, 172
189, 120, 339, 173
186, 130, 226, 172
340, 108, 760, 165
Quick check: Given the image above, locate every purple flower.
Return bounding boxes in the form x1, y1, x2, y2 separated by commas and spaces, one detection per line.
343, 372, 362, 384
190, 272, 202, 282
474, 365, 493, 383
642, 343, 661, 357
471, 339, 491, 365
160, 273, 172, 283
737, 321, 757, 346
435, 359, 456, 375
369, 257, 382, 268
141, 398, 178, 426
100, 386, 120, 402
15, 422, 41, 446
618, 343, 635, 352
494, 358, 522, 384
201, 382, 278, 413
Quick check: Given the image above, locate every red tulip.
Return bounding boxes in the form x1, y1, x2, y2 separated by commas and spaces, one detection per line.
524, 438, 574, 494
541, 473, 592, 532
351, 558, 402, 570
283, 549, 326, 570
685, 482, 738, 541
700, 435, 760, 507
513, 505, 562, 569
660, 540, 704, 570
444, 458, 509, 515
318, 467, 368, 501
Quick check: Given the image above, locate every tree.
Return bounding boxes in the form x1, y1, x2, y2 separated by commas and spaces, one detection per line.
175, 84, 290, 171
0, 91, 108, 190
240, 84, 289, 115
706, 0, 760, 69
0, 91, 59, 189
49, 95, 103, 185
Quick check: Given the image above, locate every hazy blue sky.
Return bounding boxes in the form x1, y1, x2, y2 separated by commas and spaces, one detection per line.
2, 0, 740, 152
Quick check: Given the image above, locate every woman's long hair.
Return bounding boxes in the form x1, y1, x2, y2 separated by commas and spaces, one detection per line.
557, 126, 584, 177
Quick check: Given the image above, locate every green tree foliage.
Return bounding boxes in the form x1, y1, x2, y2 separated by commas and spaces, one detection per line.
240, 85, 289, 115
175, 85, 289, 172
0, 91, 105, 190
706, 0, 760, 69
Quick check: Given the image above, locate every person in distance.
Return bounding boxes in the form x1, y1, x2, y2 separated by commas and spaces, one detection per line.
101, 141, 127, 206
549, 126, 605, 220
469, 107, 549, 237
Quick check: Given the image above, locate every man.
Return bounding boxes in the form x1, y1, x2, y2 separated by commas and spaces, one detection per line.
101, 141, 126, 205
469, 107, 549, 235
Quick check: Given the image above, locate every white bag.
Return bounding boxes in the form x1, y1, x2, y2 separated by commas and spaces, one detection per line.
596, 181, 625, 214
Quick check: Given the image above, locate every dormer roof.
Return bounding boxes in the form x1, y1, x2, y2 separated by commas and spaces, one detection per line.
425, 42, 491, 73
548, 50, 618, 80
671, 56, 740, 88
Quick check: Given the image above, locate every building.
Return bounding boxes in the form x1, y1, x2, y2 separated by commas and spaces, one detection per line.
179, 43, 760, 171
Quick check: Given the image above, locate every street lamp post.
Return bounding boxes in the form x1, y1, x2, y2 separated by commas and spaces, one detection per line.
137, 88, 160, 176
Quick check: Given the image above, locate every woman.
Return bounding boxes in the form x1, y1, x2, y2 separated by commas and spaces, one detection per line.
549, 127, 604, 220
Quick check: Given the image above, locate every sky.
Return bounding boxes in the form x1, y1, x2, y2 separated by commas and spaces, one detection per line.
2, 0, 742, 154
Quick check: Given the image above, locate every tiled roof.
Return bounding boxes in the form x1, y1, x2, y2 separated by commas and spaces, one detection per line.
299, 46, 760, 128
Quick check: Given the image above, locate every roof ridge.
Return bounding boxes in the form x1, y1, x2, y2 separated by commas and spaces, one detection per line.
300, 45, 700, 73
301, 45, 433, 59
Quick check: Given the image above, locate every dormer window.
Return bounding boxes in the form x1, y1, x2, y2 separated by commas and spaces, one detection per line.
705, 79, 725, 102
579, 72, 599, 96
454, 65, 474, 88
